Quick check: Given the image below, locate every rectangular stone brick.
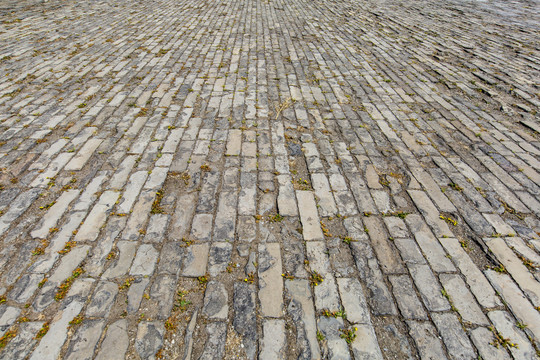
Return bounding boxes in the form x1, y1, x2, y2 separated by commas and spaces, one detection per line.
75, 191, 119, 242
258, 243, 284, 317
296, 191, 323, 241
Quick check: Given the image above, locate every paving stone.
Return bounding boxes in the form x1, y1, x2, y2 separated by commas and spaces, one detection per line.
233, 282, 258, 359
258, 243, 284, 317
48, 245, 90, 284
486, 237, 540, 307
351, 324, 384, 360
393, 237, 427, 265
336, 278, 371, 324
0, 189, 40, 233
191, 213, 213, 241
143, 214, 169, 243
117, 170, 148, 214
431, 312, 476, 360
182, 243, 209, 277
130, 244, 159, 276
213, 191, 237, 241
127, 277, 150, 314
30, 189, 79, 239
440, 237, 502, 308
439, 273, 489, 326
389, 275, 428, 320
487, 310, 537, 360
406, 214, 456, 272
285, 279, 321, 359
208, 242, 232, 276
85, 281, 118, 317
485, 270, 540, 340
94, 320, 129, 360
0, 322, 43, 360
277, 175, 298, 216
406, 321, 448, 360
121, 190, 155, 240
75, 191, 119, 242
199, 321, 228, 360
408, 263, 450, 311
311, 173, 337, 216
64, 320, 105, 360
202, 281, 228, 320
135, 322, 164, 360
196, 171, 220, 213
407, 190, 453, 238
102, 241, 137, 279
150, 275, 177, 319
317, 316, 351, 360
157, 242, 183, 275
296, 191, 324, 241
65, 138, 103, 171
469, 327, 512, 360
364, 216, 405, 274
260, 319, 286, 360
0, 306, 20, 336
29, 300, 84, 360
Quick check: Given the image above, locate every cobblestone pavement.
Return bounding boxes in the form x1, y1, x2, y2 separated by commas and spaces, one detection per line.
0, 0, 539, 357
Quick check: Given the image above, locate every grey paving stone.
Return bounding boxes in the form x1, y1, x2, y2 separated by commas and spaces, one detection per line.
258, 243, 284, 317
208, 242, 232, 276
431, 312, 476, 360
336, 278, 371, 324
30, 189, 79, 239
233, 282, 258, 360
75, 191, 119, 242
0, 322, 43, 360
191, 213, 213, 242
143, 214, 169, 243
469, 327, 512, 360
199, 321, 228, 360
260, 319, 286, 360
150, 274, 177, 319
440, 237, 502, 308
406, 214, 455, 272
296, 190, 324, 241
130, 244, 159, 276
29, 300, 84, 360
157, 242, 183, 275
127, 277, 150, 314
389, 275, 428, 320
285, 279, 321, 359
487, 310, 537, 360
408, 263, 450, 311
202, 281, 228, 320
85, 281, 118, 317
213, 191, 238, 241
102, 241, 137, 279
64, 320, 105, 360
277, 175, 298, 216
485, 270, 540, 341
406, 320, 448, 360
317, 316, 351, 360
439, 273, 489, 326
94, 320, 129, 360
486, 237, 540, 307
364, 216, 405, 274
135, 322, 164, 360
351, 324, 384, 360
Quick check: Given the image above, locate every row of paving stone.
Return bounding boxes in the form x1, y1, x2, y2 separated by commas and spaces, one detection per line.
0, 0, 539, 358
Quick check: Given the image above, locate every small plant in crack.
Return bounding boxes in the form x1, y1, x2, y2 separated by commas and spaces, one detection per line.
309, 271, 324, 286
339, 327, 357, 344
